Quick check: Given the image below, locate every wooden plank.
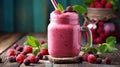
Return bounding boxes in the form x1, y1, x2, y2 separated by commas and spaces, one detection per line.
0, 55, 7, 66
0, 33, 24, 54
1, 34, 25, 67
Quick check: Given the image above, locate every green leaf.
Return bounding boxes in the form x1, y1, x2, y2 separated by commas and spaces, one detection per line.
41, 43, 48, 49
89, 48, 98, 54
33, 48, 40, 55
106, 36, 116, 43
98, 44, 107, 53
23, 41, 29, 46
27, 36, 40, 47
72, 5, 87, 15
57, 3, 64, 11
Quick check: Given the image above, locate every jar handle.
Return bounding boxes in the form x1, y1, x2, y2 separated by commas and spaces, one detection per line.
81, 26, 93, 47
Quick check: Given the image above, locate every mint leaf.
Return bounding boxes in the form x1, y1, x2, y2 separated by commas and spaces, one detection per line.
23, 41, 29, 46
27, 36, 40, 48
33, 47, 40, 55
72, 5, 86, 15
41, 43, 48, 49
57, 3, 64, 11
98, 44, 107, 53
106, 36, 116, 43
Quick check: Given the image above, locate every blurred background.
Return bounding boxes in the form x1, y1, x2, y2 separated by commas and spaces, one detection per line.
0, 0, 120, 32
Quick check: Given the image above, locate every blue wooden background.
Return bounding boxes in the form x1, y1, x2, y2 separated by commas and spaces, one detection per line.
0, 0, 120, 32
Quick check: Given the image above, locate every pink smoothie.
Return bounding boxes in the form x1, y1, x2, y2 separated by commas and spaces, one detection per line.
48, 10, 81, 57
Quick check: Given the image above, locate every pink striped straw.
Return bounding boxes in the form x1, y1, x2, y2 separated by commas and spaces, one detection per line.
51, 0, 57, 9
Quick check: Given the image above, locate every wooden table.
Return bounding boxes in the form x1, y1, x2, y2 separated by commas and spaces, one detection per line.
0, 33, 120, 67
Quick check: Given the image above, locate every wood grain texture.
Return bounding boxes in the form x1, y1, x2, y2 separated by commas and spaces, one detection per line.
0, 33, 24, 54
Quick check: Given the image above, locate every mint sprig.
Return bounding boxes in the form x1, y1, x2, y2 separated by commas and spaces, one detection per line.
24, 36, 48, 55
98, 36, 117, 53
81, 36, 117, 54
72, 5, 87, 15
57, 3, 64, 11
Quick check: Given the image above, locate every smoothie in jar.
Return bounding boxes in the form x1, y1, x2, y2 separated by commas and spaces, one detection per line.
48, 7, 81, 57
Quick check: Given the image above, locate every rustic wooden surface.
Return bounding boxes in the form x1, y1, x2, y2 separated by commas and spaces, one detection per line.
0, 33, 120, 67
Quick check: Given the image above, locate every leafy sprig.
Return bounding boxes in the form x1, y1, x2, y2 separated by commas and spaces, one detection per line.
57, 3, 64, 11
81, 36, 118, 55
24, 36, 48, 55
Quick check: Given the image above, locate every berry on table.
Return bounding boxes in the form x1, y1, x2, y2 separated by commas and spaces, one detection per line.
87, 54, 96, 63
96, 58, 102, 64
7, 49, 16, 56
36, 52, 43, 59
23, 46, 32, 53
27, 55, 36, 63
105, 57, 111, 64
0, 57, 2, 63
40, 40, 45, 44
23, 59, 31, 66
8, 56, 16, 63
40, 49, 49, 55
82, 53, 89, 61
34, 57, 40, 63
13, 44, 19, 49
16, 54, 25, 63
16, 46, 23, 52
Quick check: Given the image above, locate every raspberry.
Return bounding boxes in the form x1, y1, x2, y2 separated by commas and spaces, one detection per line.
104, 31, 111, 37
82, 53, 89, 61
40, 49, 49, 55
13, 44, 19, 49
23, 59, 31, 66
27, 55, 36, 63
36, 52, 43, 59
89, 3, 95, 8
21, 52, 27, 55
95, 37, 103, 44
16, 46, 23, 52
105, 57, 111, 64
0, 57, 2, 63
98, 21, 104, 26
34, 57, 39, 63
101, 0, 107, 5
97, 27, 104, 33
7, 49, 16, 56
87, 54, 96, 63
96, 58, 102, 64
95, 2, 104, 8
105, 2, 112, 8
16, 54, 25, 63
23, 46, 32, 53
54, 10, 61, 14
40, 40, 45, 44
100, 33, 105, 40
8, 56, 16, 62
65, 6, 73, 12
